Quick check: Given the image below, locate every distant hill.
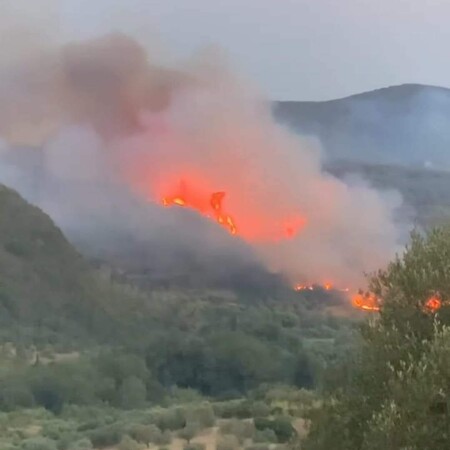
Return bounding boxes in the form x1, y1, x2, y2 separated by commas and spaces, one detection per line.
273, 84, 450, 168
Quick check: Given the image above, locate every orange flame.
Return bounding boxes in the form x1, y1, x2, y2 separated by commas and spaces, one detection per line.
425, 295, 442, 313
351, 291, 380, 312
162, 188, 237, 235
160, 179, 305, 240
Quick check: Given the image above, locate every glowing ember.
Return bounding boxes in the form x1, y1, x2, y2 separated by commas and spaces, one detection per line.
425, 295, 442, 312
351, 291, 380, 312
293, 282, 349, 293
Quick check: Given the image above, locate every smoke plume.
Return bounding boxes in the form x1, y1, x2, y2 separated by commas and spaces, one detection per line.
0, 3, 405, 290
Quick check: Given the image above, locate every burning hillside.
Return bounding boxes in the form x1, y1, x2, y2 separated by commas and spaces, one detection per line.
0, 5, 407, 299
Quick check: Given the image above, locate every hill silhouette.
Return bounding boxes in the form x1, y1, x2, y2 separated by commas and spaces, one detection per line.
274, 84, 450, 168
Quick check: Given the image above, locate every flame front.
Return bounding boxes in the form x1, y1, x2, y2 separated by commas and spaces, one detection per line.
162, 187, 237, 235
351, 291, 381, 312
160, 179, 305, 241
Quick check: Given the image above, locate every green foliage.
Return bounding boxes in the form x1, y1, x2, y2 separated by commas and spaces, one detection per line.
119, 377, 147, 410
117, 435, 145, 450
254, 417, 296, 443
67, 439, 93, 450
254, 428, 278, 443
129, 423, 161, 445
88, 424, 123, 448
177, 422, 200, 443
185, 404, 215, 428
219, 419, 255, 442
21, 437, 57, 450
305, 227, 450, 450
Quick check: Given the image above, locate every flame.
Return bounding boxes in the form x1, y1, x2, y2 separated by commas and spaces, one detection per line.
425, 295, 442, 312
162, 187, 237, 235
294, 282, 350, 293
351, 291, 380, 312
160, 179, 305, 241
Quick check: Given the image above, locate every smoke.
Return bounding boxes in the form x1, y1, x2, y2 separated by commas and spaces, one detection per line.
0, 3, 405, 289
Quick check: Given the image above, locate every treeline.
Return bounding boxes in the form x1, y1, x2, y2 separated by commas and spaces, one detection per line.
0, 283, 355, 414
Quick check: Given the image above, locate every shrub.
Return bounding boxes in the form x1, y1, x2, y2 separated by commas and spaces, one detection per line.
129, 424, 161, 445
213, 400, 252, 419
250, 401, 271, 418
88, 424, 123, 448
253, 428, 278, 443
187, 404, 215, 428
117, 436, 145, 450
183, 444, 206, 450
178, 422, 200, 443
217, 434, 240, 450
118, 377, 147, 409
21, 437, 58, 450
67, 439, 93, 450
153, 430, 172, 445
245, 445, 270, 450
156, 407, 186, 431
219, 419, 255, 442
254, 417, 296, 443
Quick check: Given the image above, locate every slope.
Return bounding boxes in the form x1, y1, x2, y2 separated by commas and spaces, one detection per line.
274, 83, 450, 168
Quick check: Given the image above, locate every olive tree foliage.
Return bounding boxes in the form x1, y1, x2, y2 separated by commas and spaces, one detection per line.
303, 228, 450, 450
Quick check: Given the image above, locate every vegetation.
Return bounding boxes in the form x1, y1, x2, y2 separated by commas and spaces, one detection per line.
303, 227, 450, 449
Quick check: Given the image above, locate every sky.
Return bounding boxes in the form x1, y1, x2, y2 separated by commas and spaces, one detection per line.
60, 0, 450, 101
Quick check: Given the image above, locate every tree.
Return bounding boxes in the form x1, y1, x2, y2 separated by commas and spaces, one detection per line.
178, 422, 200, 443
304, 227, 450, 450
118, 376, 147, 409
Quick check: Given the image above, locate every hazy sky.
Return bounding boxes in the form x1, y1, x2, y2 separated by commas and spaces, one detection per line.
63, 0, 450, 101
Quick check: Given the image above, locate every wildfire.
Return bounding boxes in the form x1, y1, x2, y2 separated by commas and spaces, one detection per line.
160, 179, 306, 240
425, 295, 442, 313
294, 283, 350, 293
351, 291, 381, 312
162, 188, 237, 235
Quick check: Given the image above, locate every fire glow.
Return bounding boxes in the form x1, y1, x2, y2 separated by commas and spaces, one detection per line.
160, 179, 306, 242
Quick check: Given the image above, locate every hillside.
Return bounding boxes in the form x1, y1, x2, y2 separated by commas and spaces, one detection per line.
274, 84, 450, 168
0, 184, 137, 346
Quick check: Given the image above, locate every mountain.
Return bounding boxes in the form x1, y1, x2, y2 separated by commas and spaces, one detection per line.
273, 84, 450, 168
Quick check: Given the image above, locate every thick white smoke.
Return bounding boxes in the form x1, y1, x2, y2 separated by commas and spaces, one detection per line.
0, 2, 405, 289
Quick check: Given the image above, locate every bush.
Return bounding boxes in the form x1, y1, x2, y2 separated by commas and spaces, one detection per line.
219, 419, 255, 442
21, 437, 58, 450
254, 417, 296, 443
183, 444, 206, 450
129, 424, 161, 445
217, 434, 240, 450
156, 407, 186, 431
250, 401, 271, 418
178, 422, 200, 443
153, 430, 172, 445
88, 424, 123, 448
118, 376, 147, 409
117, 436, 145, 450
186, 404, 215, 428
213, 400, 252, 419
245, 445, 270, 450
253, 428, 278, 443
67, 439, 93, 450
